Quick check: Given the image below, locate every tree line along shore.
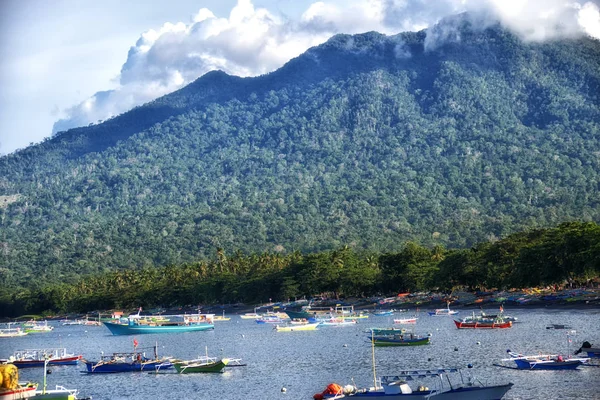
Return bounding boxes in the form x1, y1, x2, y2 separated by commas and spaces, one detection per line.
1, 221, 598, 318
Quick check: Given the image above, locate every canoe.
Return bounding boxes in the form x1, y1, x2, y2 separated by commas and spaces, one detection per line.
173, 357, 229, 373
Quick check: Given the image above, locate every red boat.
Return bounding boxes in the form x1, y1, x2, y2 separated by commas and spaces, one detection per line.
454, 319, 512, 329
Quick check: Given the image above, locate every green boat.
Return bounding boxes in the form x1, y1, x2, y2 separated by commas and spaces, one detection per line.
173, 357, 229, 373
371, 334, 430, 347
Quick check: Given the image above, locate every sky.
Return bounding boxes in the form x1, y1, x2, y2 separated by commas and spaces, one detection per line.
1, 0, 599, 155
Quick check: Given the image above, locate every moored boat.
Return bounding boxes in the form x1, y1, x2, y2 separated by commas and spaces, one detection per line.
23, 321, 53, 334
371, 335, 430, 347
0, 324, 28, 338
81, 351, 173, 373
275, 322, 319, 332
454, 319, 512, 329
10, 348, 81, 368
503, 351, 589, 370
428, 302, 458, 317
34, 385, 81, 400
102, 313, 214, 335
575, 341, 600, 358
0, 364, 37, 400
314, 368, 513, 399
394, 318, 417, 324
173, 356, 229, 373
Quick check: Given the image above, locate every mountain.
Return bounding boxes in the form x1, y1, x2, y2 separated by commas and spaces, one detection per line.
1, 14, 599, 287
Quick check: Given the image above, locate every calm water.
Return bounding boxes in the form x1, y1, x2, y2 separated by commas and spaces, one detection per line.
2, 308, 600, 399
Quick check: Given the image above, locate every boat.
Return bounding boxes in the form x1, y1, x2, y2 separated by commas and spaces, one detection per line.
213, 311, 230, 321
173, 356, 229, 373
275, 322, 320, 332
255, 315, 284, 324
289, 318, 309, 325
454, 319, 512, 329
0, 364, 37, 400
34, 385, 81, 400
9, 348, 82, 368
23, 321, 53, 334
575, 341, 600, 358
314, 368, 513, 399
393, 318, 417, 324
373, 310, 394, 317
369, 327, 407, 336
81, 351, 173, 373
0, 324, 28, 338
102, 312, 214, 335
371, 335, 430, 347
502, 351, 589, 370
546, 324, 572, 330
318, 317, 357, 327
427, 302, 458, 316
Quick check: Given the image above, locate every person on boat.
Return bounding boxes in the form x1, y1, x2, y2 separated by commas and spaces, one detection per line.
557, 355, 564, 362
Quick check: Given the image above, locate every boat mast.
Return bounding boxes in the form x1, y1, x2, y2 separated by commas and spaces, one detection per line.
371, 329, 377, 390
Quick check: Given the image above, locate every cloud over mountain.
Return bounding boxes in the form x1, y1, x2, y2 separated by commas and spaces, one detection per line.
53, 0, 600, 134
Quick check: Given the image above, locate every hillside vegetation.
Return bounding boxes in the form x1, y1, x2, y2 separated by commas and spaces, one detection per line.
1, 15, 599, 288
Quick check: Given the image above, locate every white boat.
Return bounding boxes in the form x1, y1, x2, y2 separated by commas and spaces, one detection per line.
394, 318, 417, 324
318, 317, 357, 327
428, 302, 458, 316
0, 325, 28, 338
275, 322, 320, 332
23, 321, 53, 334
34, 385, 81, 399
315, 368, 513, 399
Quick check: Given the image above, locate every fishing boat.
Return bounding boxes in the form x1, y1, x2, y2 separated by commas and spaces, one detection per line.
369, 327, 407, 336
317, 316, 357, 327
373, 310, 394, 317
23, 321, 53, 334
427, 302, 458, 316
502, 351, 589, 370
102, 312, 214, 335
34, 385, 81, 400
173, 356, 229, 373
0, 364, 37, 400
213, 311, 230, 321
0, 324, 28, 338
371, 335, 430, 347
255, 315, 284, 324
314, 368, 513, 399
275, 322, 320, 332
81, 351, 173, 373
575, 341, 600, 358
454, 319, 512, 329
394, 318, 417, 324
9, 348, 82, 368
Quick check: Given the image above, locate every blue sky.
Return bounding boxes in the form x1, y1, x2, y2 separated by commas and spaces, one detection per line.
1, 0, 599, 155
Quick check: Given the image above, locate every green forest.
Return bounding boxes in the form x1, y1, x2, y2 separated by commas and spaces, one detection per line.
1, 221, 598, 317
0, 15, 599, 298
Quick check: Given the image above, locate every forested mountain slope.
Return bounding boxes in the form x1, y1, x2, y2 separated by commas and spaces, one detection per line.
1, 14, 599, 287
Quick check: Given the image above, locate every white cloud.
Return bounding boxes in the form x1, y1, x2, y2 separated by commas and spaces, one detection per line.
53, 0, 600, 134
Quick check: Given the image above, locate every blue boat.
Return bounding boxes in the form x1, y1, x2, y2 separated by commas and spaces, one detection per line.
504, 351, 589, 370
81, 352, 173, 373
575, 341, 600, 358
102, 313, 214, 335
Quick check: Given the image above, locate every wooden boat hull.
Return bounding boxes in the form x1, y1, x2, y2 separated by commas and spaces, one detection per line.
513, 359, 583, 370
372, 337, 430, 347
82, 359, 173, 373
13, 356, 82, 368
174, 359, 228, 373
454, 320, 512, 329
103, 321, 214, 335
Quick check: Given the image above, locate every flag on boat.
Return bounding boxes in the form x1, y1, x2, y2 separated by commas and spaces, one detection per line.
133, 338, 139, 349
500, 305, 504, 312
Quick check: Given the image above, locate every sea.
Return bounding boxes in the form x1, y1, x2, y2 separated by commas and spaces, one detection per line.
2, 308, 599, 400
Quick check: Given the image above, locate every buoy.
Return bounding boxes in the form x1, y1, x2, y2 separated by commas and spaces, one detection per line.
241, 334, 245, 338
427, 358, 432, 361
467, 363, 473, 368
454, 347, 458, 351
281, 387, 287, 393
476, 341, 481, 345
46, 369, 52, 374
343, 344, 348, 347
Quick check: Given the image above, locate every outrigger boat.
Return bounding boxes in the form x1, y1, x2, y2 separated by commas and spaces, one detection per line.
575, 341, 600, 358
0, 324, 28, 338
102, 311, 214, 335
314, 368, 513, 399
9, 348, 82, 368
23, 321, 53, 334
275, 322, 319, 332
394, 318, 417, 324
502, 350, 589, 370
173, 356, 229, 373
371, 335, 430, 347
454, 317, 512, 329
81, 342, 173, 373
427, 302, 458, 317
